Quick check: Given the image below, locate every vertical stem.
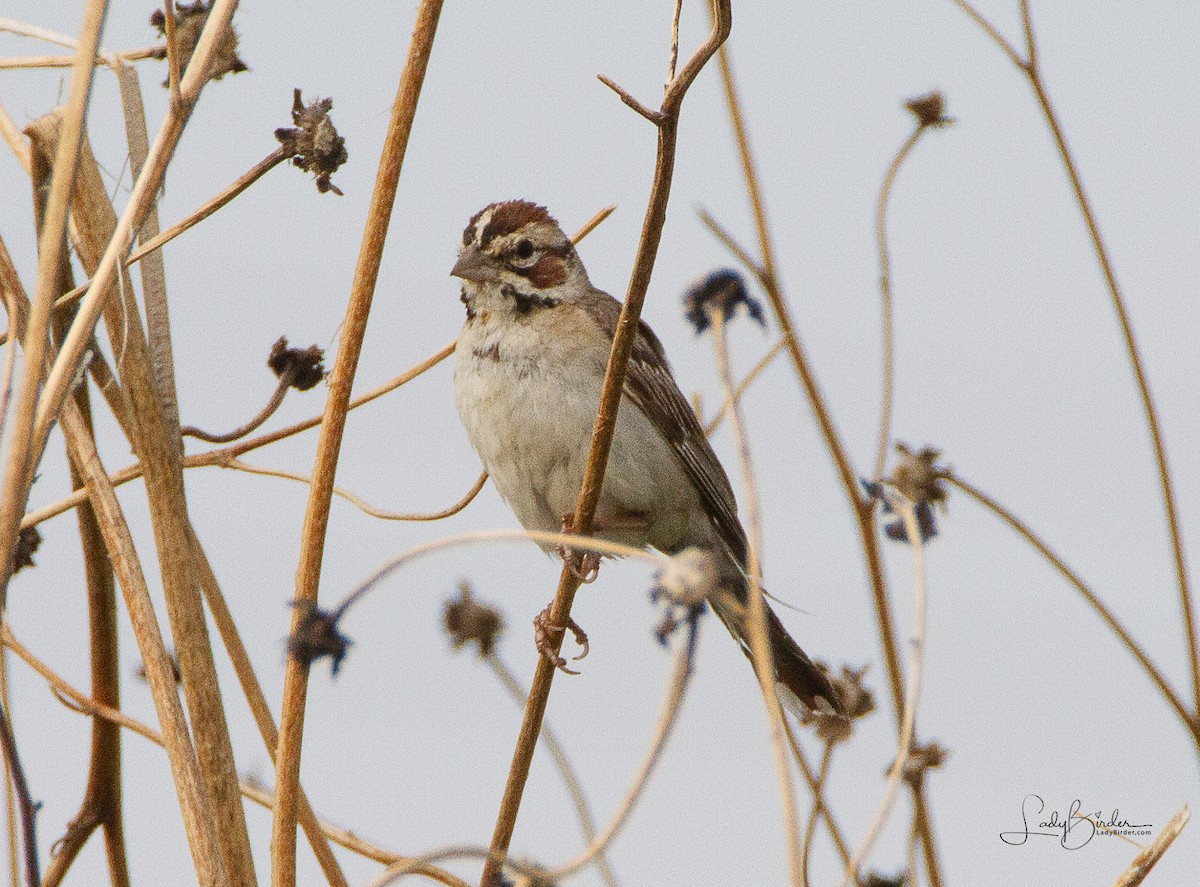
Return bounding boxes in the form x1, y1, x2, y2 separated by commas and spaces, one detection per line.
271, 4, 444, 884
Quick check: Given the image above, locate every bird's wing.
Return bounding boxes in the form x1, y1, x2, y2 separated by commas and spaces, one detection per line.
582, 290, 749, 567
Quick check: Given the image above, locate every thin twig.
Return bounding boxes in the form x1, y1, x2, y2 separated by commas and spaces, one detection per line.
872, 126, 923, 481
481, 5, 731, 883
0, 699, 36, 887
840, 499, 927, 887
272, 6, 445, 881
485, 654, 619, 887
161, 1, 182, 104
221, 458, 487, 522
548, 617, 700, 879
782, 718, 853, 868
182, 376, 291, 443
570, 204, 617, 245
0, 46, 161, 69
800, 743, 834, 887
954, 0, 1197, 723
1111, 805, 1190, 887
702, 336, 786, 436
712, 308, 801, 885
947, 473, 1199, 746
21, 342, 457, 531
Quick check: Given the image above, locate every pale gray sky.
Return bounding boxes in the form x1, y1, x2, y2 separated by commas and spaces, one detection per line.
1, 1, 1198, 884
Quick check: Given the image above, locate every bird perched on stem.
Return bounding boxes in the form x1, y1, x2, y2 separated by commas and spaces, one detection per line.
451, 199, 842, 715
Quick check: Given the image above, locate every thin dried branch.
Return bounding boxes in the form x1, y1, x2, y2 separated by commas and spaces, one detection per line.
221, 458, 487, 522
182, 377, 291, 443
272, 3, 445, 882
482, 5, 730, 883
710, 32, 944, 885
1111, 804, 1190, 887
0, 0, 108, 607
485, 653, 619, 887
947, 473, 1199, 747
0, 45, 161, 70
0, 699, 36, 887
953, 0, 1197, 722
702, 336, 786, 436
840, 499, 928, 887
548, 616, 700, 879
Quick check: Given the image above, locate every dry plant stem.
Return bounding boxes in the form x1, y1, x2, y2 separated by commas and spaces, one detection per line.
20, 341, 457, 531
711, 36, 944, 886
240, 783, 469, 887
368, 848, 545, 887
162, 1, 182, 102
800, 744, 834, 887
782, 718, 853, 868
1, 651, 15, 887
486, 655, 619, 887
1111, 805, 1190, 887
187, 527, 349, 887
182, 376, 291, 442
54, 100, 255, 885
271, 3, 445, 883
952, 0, 1198, 716
3, 628, 443, 887
56, 401, 228, 887
702, 335, 786, 436
29, 0, 240, 462
41, 388, 129, 887
712, 309, 802, 886
571, 204, 618, 244
872, 126, 924, 481
52, 146, 293, 311
947, 473, 1199, 745
0, 46, 161, 70
0, 700, 35, 887
480, 5, 730, 883
222, 458, 486, 522
840, 501, 927, 887
0, 0, 108, 605
548, 619, 699, 879
0, 101, 31, 172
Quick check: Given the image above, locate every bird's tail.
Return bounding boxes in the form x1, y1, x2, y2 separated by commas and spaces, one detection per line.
708, 589, 843, 715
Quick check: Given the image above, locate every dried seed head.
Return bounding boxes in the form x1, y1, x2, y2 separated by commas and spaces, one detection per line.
150, 2, 248, 88
267, 336, 326, 390
890, 442, 947, 507
275, 89, 348, 195
650, 548, 717, 645
443, 582, 505, 657
800, 662, 874, 743
12, 526, 42, 574
288, 601, 351, 675
682, 268, 765, 334
904, 91, 953, 129
900, 739, 949, 787
863, 870, 909, 887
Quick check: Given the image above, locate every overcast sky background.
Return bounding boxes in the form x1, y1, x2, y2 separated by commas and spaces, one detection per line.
1, 1, 1198, 885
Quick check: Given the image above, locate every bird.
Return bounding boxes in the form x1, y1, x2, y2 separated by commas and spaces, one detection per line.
450, 199, 842, 714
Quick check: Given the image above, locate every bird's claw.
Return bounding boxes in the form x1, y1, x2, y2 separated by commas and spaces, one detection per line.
534, 606, 590, 674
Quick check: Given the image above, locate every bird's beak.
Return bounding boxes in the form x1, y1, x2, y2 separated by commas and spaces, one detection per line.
450, 246, 496, 283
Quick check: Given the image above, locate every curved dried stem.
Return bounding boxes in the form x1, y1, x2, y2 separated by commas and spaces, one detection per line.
21, 342, 457, 532
840, 499, 928, 887
703, 336, 786, 436
548, 617, 699, 879
872, 126, 924, 481
485, 654, 619, 887
1111, 804, 1190, 887
182, 376, 291, 443
800, 743, 834, 887
782, 718, 853, 868
711, 309, 802, 884
710, 34, 943, 885
947, 473, 1199, 746
953, 0, 1197, 720
0, 698, 36, 887
272, 4, 445, 882
367, 847, 547, 887
219, 459, 487, 523
482, 5, 730, 883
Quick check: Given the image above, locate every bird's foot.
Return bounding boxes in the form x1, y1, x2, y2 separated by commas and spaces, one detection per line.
558, 513, 601, 583
534, 606, 590, 674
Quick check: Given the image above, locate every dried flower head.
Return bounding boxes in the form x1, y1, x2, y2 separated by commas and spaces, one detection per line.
150, 2, 248, 88
890, 442, 947, 506
12, 526, 42, 574
900, 739, 949, 787
443, 582, 505, 657
799, 662, 874, 743
275, 89, 348, 195
863, 870, 909, 887
288, 601, 351, 675
904, 91, 954, 129
649, 548, 717, 644
267, 336, 326, 390
682, 268, 765, 334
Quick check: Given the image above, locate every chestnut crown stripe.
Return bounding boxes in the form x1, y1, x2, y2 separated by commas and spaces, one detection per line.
462, 199, 557, 247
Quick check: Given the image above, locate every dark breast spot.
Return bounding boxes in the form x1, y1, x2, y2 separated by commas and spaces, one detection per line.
502, 284, 560, 316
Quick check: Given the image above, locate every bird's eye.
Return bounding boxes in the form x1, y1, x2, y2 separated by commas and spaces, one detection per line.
514, 239, 534, 260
